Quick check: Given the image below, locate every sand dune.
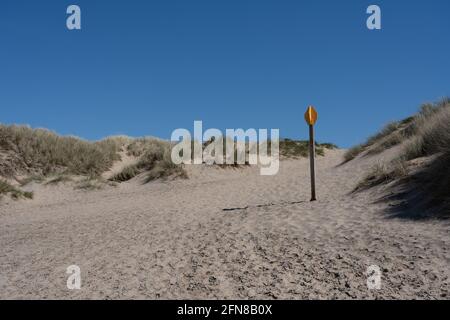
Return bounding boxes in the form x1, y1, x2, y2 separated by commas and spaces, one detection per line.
0, 149, 448, 299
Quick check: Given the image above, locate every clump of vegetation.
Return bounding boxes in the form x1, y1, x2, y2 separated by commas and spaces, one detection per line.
279, 139, 337, 158
74, 177, 104, 191
143, 154, 187, 183
343, 121, 402, 162
0, 127, 188, 190
343, 144, 365, 163
74, 176, 117, 190
112, 137, 337, 182
202, 137, 253, 167
343, 97, 450, 163
110, 165, 140, 182
0, 179, 33, 200
401, 100, 450, 215
366, 131, 404, 156
111, 138, 187, 183
319, 142, 339, 150
198, 138, 337, 166
19, 174, 45, 186
351, 98, 450, 216
44, 174, 73, 185
402, 103, 450, 160
125, 137, 163, 157
365, 122, 401, 146
353, 160, 408, 192
0, 125, 125, 178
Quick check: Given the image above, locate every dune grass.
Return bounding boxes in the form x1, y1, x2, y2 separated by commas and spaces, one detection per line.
343, 144, 365, 163
343, 121, 402, 162
343, 98, 450, 163
44, 174, 73, 185
401, 101, 450, 215
74, 177, 104, 191
18, 174, 45, 186
279, 139, 337, 158
353, 160, 409, 193
1, 125, 336, 193
0, 125, 125, 177
0, 127, 189, 192
402, 103, 450, 160
0, 179, 33, 200
110, 165, 141, 182
110, 137, 187, 183
110, 137, 337, 182
350, 98, 450, 216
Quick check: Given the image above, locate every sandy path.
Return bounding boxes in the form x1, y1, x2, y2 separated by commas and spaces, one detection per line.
0, 150, 448, 299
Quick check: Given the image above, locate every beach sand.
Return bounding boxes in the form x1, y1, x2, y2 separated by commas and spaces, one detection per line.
0, 149, 448, 299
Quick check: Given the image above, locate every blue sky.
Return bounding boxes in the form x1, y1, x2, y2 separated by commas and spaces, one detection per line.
0, 0, 449, 147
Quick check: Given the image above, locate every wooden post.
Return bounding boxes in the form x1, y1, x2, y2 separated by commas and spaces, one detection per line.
309, 124, 317, 201
304, 105, 318, 202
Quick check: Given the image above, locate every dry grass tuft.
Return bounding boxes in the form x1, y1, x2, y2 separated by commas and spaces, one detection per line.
343, 144, 365, 163
74, 177, 104, 191
111, 138, 187, 183
44, 174, 73, 185
74, 176, 117, 190
279, 139, 337, 158
343, 122, 402, 162
353, 160, 409, 192
402, 104, 450, 160
0, 179, 33, 200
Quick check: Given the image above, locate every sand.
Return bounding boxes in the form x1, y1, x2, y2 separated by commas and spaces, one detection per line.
0, 149, 448, 299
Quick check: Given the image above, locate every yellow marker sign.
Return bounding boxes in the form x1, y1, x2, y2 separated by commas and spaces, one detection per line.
304, 106, 318, 126
305, 105, 318, 201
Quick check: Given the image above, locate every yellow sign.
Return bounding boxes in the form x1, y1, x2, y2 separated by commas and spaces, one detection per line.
304, 106, 318, 125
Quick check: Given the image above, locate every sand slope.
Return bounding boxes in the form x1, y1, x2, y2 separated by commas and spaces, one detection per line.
0, 149, 448, 299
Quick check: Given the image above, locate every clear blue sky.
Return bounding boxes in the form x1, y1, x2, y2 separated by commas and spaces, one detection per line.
1, 0, 449, 147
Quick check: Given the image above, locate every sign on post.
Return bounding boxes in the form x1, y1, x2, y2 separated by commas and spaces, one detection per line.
304, 106, 318, 201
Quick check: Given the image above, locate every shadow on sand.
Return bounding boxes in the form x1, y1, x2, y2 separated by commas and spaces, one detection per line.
372, 167, 450, 221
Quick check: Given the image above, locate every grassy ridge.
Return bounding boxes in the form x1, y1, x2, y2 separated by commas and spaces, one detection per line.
0, 125, 125, 177
1, 125, 337, 199
343, 98, 450, 163
349, 98, 450, 216
0, 127, 187, 199
280, 139, 337, 158
110, 138, 338, 182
